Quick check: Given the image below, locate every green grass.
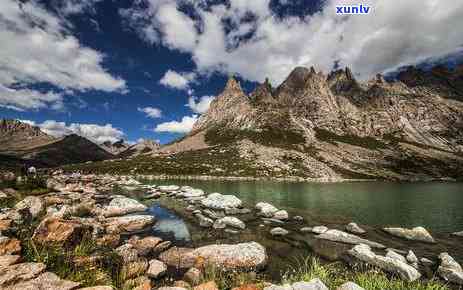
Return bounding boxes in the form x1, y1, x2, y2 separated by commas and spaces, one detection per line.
282, 256, 450, 290
315, 128, 387, 150
200, 263, 265, 290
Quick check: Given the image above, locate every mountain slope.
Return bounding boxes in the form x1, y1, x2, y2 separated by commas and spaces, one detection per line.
0, 119, 114, 168
119, 139, 161, 158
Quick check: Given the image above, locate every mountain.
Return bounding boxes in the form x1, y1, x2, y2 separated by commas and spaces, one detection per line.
0, 119, 114, 168
119, 139, 161, 158
158, 65, 463, 181
100, 139, 130, 155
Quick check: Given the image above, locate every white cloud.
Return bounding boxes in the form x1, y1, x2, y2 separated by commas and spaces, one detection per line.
122, 0, 463, 83
0, 85, 63, 111
138, 106, 163, 118
20, 120, 125, 144
154, 115, 198, 134
159, 70, 196, 90
187, 95, 215, 114
50, 0, 103, 16
0, 0, 126, 111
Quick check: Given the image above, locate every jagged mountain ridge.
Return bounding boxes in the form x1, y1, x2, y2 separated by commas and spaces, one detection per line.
163, 64, 463, 180
100, 139, 130, 155
119, 139, 161, 158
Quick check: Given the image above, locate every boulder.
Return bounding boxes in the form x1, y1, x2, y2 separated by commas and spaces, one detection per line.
270, 227, 289, 236
197, 214, 214, 228
383, 227, 435, 243
316, 230, 385, 249
191, 242, 267, 270
437, 252, 463, 285
158, 288, 187, 290
273, 210, 289, 220
78, 287, 114, 290
103, 197, 147, 217
255, 202, 278, 218
184, 267, 202, 286
213, 217, 246, 230
120, 258, 149, 280
32, 218, 91, 246
159, 247, 196, 269
0, 262, 46, 287
6, 271, 80, 290
122, 275, 151, 290
180, 188, 205, 198
147, 259, 167, 279
105, 215, 155, 234
346, 223, 366, 234
386, 250, 407, 264
0, 255, 20, 268
128, 236, 163, 256
0, 236, 21, 255
158, 185, 180, 192
15, 196, 43, 218
336, 282, 365, 290
349, 244, 421, 282
452, 231, 463, 237
264, 279, 328, 290
116, 244, 139, 263
194, 281, 219, 290
201, 193, 242, 210
311, 226, 328, 234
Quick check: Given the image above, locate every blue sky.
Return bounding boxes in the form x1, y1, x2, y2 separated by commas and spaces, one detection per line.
1, 0, 462, 144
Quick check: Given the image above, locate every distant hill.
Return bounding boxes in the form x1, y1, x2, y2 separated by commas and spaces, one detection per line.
118, 139, 160, 158
100, 139, 130, 155
0, 119, 114, 168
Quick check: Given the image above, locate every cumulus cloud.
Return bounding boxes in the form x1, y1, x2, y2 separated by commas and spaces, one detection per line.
0, 85, 63, 111
122, 0, 463, 83
20, 120, 125, 144
159, 70, 196, 90
0, 0, 126, 111
154, 115, 198, 134
138, 106, 163, 118
49, 0, 103, 16
186, 95, 215, 114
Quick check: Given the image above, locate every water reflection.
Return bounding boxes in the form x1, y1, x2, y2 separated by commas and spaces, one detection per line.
148, 204, 191, 244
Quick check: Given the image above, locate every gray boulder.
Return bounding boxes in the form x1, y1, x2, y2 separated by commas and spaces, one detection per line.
312, 226, 329, 234
336, 282, 365, 290
15, 196, 43, 218
437, 252, 463, 285
349, 244, 421, 282
255, 202, 279, 218
213, 216, 245, 230
346, 223, 366, 234
271, 227, 289, 236
383, 227, 435, 243
201, 193, 242, 210
316, 229, 385, 249
103, 197, 147, 217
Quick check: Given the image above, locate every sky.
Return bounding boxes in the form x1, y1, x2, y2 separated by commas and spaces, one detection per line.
1, 0, 462, 145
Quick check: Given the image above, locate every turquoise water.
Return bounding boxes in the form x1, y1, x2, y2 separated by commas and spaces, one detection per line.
154, 180, 463, 233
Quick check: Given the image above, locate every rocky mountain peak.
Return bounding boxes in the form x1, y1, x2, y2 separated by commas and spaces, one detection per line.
223, 76, 243, 94
250, 78, 275, 104
0, 119, 49, 138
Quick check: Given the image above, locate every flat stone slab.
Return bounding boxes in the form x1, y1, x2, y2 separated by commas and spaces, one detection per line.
383, 227, 435, 243
316, 229, 385, 249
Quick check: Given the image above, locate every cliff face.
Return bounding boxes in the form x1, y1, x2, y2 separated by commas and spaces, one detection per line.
164, 65, 463, 181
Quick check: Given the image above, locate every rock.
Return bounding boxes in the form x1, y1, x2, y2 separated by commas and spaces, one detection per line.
128, 236, 163, 256
270, 227, 289, 236
349, 244, 421, 282
116, 244, 139, 263
0, 219, 12, 231
336, 282, 365, 290
194, 281, 219, 290
7, 271, 80, 290
15, 196, 43, 218
273, 210, 289, 220
105, 215, 155, 234
103, 197, 147, 217
437, 252, 463, 285
159, 247, 197, 269
32, 218, 90, 246
78, 287, 114, 290
292, 279, 329, 290
311, 226, 329, 234
147, 259, 167, 279
122, 275, 151, 290
201, 193, 242, 210
386, 250, 407, 264
300, 227, 312, 233
203, 209, 225, 220
383, 227, 435, 243
96, 233, 120, 248
293, 216, 304, 222
406, 250, 419, 268
158, 287, 187, 290
158, 185, 180, 192
159, 242, 267, 270
0, 236, 21, 255
0, 255, 20, 267
317, 229, 385, 249
174, 281, 192, 289
232, 284, 261, 290
0, 262, 46, 287
184, 267, 202, 286
191, 242, 267, 270
153, 241, 172, 254
346, 223, 366, 234
213, 217, 246, 230
262, 218, 285, 225
255, 202, 278, 218
180, 188, 205, 198
420, 257, 434, 266
452, 231, 463, 237
225, 207, 251, 215
197, 214, 214, 228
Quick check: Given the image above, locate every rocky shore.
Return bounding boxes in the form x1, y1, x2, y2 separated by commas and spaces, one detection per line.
0, 173, 462, 290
